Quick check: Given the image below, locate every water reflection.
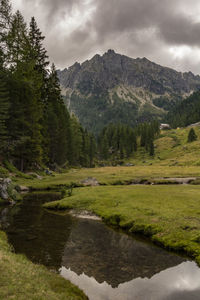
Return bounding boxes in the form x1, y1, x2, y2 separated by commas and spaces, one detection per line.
60, 261, 200, 300
2, 193, 74, 269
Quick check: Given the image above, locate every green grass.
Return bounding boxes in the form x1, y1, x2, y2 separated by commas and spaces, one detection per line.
153, 126, 200, 166
44, 185, 200, 265
0, 166, 9, 178
3, 160, 35, 179
13, 165, 200, 190
0, 231, 87, 300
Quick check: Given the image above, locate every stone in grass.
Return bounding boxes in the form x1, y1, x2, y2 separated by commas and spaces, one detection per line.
80, 177, 99, 186
15, 185, 29, 192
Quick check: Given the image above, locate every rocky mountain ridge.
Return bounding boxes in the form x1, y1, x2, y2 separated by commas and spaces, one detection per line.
57, 50, 200, 133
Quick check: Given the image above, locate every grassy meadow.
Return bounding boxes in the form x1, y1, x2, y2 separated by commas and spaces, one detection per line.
13, 165, 200, 190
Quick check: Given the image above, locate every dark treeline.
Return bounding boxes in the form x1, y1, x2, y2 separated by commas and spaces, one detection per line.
98, 120, 160, 160
0, 0, 96, 170
166, 91, 200, 128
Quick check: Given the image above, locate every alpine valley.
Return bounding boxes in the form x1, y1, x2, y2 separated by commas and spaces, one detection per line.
57, 49, 200, 134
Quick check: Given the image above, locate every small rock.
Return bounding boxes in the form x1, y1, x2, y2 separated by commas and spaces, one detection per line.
45, 169, 52, 175
80, 177, 99, 186
15, 185, 29, 192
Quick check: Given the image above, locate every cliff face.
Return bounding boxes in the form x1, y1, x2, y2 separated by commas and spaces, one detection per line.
57, 50, 200, 134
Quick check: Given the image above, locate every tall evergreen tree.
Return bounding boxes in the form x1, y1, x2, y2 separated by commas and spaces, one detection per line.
7, 10, 28, 67
149, 140, 155, 156
7, 71, 43, 170
0, 0, 12, 62
28, 17, 49, 103
45, 64, 72, 166
187, 128, 197, 143
0, 68, 9, 153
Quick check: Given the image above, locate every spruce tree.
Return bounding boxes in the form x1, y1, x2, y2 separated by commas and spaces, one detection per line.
28, 17, 49, 103
45, 64, 72, 166
89, 134, 96, 167
149, 140, 154, 156
0, 69, 9, 152
7, 72, 43, 170
7, 10, 28, 67
6, 14, 44, 170
0, 0, 12, 62
187, 128, 197, 143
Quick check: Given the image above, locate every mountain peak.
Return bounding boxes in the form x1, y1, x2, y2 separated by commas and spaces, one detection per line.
105, 49, 116, 55
57, 51, 200, 134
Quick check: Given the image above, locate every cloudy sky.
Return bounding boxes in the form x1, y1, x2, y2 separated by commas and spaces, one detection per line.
11, 0, 200, 74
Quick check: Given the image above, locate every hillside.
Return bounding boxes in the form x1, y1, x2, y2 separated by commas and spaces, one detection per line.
131, 125, 200, 166
166, 91, 200, 128
57, 50, 200, 134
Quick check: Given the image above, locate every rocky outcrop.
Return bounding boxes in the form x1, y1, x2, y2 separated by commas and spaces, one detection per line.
58, 50, 200, 94
0, 178, 21, 204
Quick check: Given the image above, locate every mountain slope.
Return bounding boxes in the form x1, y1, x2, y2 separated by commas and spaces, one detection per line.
58, 50, 200, 134
165, 91, 200, 128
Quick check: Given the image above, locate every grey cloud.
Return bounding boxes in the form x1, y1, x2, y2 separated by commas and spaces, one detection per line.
159, 17, 200, 46
22, 0, 83, 25
91, 0, 200, 47
12, 0, 200, 73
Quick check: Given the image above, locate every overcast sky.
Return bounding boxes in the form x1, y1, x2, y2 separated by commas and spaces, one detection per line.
11, 0, 200, 74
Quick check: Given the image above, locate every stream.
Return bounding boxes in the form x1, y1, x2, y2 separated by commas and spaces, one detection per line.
1, 193, 200, 300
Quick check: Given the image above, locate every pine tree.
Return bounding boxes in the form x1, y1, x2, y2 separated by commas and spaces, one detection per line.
88, 134, 96, 167
149, 140, 154, 156
0, 68, 9, 152
70, 115, 83, 165
28, 17, 49, 103
187, 128, 197, 143
0, 0, 11, 32
7, 10, 28, 67
0, 0, 12, 62
7, 72, 43, 170
5, 13, 44, 170
45, 64, 72, 166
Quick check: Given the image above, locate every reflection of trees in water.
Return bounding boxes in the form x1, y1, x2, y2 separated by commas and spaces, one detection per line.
62, 218, 185, 287
3, 193, 74, 269
0, 205, 21, 229
0, 206, 9, 228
